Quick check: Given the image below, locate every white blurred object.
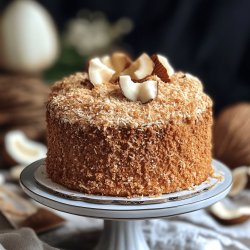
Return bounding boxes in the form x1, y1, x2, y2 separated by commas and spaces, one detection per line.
209, 199, 250, 224
5, 130, 47, 166
65, 10, 133, 56
0, 173, 5, 185
207, 165, 250, 225
10, 165, 25, 181
229, 166, 250, 197
0, 0, 59, 73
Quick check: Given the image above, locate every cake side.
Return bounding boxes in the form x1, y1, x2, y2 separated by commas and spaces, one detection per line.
46, 106, 213, 197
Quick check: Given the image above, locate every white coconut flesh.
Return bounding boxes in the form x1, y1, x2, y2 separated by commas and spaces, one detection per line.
5, 130, 47, 166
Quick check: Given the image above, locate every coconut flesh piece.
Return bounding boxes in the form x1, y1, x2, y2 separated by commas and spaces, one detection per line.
208, 166, 250, 224
122, 53, 154, 81
155, 54, 174, 76
101, 52, 132, 73
88, 57, 115, 86
0, 173, 5, 185
229, 166, 250, 197
10, 165, 25, 181
5, 130, 47, 166
119, 75, 158, 103
209, 199, 250, 223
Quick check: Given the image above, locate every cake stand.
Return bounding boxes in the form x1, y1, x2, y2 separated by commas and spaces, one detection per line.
20, 159, 232, 250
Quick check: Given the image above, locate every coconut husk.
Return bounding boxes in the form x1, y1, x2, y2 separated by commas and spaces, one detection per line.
0, 74, 49, 167
213, 102, 250, 169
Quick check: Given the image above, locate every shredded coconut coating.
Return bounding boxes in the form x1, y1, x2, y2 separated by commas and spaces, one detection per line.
48, 72, 212, 128
46, 71, 213, 197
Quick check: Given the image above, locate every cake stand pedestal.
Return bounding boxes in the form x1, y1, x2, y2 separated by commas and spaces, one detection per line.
95, 220, 147, 250
20, 159, 232, 250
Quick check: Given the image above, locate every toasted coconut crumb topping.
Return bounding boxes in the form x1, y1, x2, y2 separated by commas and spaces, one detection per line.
48, 70, 212, 128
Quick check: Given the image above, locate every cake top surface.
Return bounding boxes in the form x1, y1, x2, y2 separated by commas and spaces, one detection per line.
47, 53, 212, 128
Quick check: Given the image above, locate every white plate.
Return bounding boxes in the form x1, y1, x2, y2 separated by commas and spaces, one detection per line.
35, 162, 223, 205
20, 159, 232, 220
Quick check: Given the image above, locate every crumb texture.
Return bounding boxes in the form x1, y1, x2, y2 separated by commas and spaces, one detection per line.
46, 71, 213, 196
47, 72, 212, 128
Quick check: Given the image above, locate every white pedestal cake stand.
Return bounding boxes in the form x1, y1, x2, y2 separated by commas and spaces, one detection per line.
20, 159, 232, 250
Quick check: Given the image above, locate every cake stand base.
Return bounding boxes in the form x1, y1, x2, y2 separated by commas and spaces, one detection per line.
20, 159, 232, 250
95, 220, 148, 250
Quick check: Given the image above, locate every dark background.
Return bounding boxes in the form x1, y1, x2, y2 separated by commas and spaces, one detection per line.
1, 0, 250, 113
